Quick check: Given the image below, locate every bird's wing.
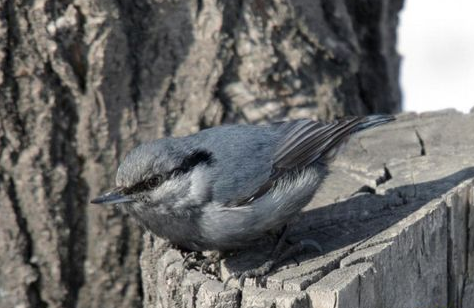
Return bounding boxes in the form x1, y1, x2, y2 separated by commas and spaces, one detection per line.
273, 117, 362, 170
231, 115, 394, 206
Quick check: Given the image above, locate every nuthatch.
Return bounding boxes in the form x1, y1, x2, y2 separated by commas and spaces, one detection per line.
92, 115, 394, 280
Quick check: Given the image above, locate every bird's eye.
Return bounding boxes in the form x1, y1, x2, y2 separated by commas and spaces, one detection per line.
146, 176, 162, 189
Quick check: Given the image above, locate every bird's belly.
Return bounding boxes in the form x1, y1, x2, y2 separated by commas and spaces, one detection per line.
198, 198, 309, 251
198, 168, 324, 251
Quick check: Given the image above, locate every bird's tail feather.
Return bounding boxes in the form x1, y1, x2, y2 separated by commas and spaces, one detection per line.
350, 114, 395, 133
273, 114, 395, 170
319, 114, 394, 162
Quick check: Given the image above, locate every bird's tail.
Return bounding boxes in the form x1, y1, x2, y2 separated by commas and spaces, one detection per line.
349, 114, 396, 134
318, 114, 395, 161
273, 114, 395, 169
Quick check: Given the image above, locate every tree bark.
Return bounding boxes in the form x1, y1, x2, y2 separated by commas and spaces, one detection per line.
0, 0, 403, 308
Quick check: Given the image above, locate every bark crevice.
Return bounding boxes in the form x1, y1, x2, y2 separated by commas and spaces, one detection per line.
7, 178, 48, 308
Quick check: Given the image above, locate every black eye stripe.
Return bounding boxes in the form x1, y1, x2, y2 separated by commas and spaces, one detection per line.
123, 171, 174, 194
123, 181, 147, 194
178, 150, 214, 172
123, 150, 214, 194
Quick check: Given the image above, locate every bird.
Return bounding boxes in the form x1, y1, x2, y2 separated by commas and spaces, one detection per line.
91, 115, 394, 283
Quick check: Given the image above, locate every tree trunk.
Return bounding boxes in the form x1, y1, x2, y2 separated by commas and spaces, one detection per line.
0, 0, 402, 308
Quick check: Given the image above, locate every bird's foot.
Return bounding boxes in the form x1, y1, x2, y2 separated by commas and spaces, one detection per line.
182, 251, 199, 267
182, 250, 222, 277
223, 259, 275, 289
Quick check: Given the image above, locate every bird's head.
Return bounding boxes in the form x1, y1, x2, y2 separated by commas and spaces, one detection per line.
90, 139, 214, 215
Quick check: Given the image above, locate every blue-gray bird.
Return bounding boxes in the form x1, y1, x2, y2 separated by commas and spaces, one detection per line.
91, 115, 394, 254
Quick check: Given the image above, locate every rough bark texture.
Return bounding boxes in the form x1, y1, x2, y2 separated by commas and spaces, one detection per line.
142, 110, 474, 308
0, 1, 403, 308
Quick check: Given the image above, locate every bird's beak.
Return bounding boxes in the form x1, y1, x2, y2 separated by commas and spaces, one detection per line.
90, 187, 133, 205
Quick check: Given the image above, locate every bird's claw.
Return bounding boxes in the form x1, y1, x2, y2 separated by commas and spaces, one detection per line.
182, 251, 199, 268
223, 272, 241, 290
238, 272, 249, 288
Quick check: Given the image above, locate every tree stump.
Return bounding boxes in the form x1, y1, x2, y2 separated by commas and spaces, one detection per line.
140, 110, 474, 308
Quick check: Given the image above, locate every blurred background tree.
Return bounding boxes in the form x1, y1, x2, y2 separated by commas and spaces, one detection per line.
0, 0, 402, 307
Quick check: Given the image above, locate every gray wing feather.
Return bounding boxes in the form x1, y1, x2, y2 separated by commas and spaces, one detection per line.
273, 115, 394, 170
231, 115, 394, 206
